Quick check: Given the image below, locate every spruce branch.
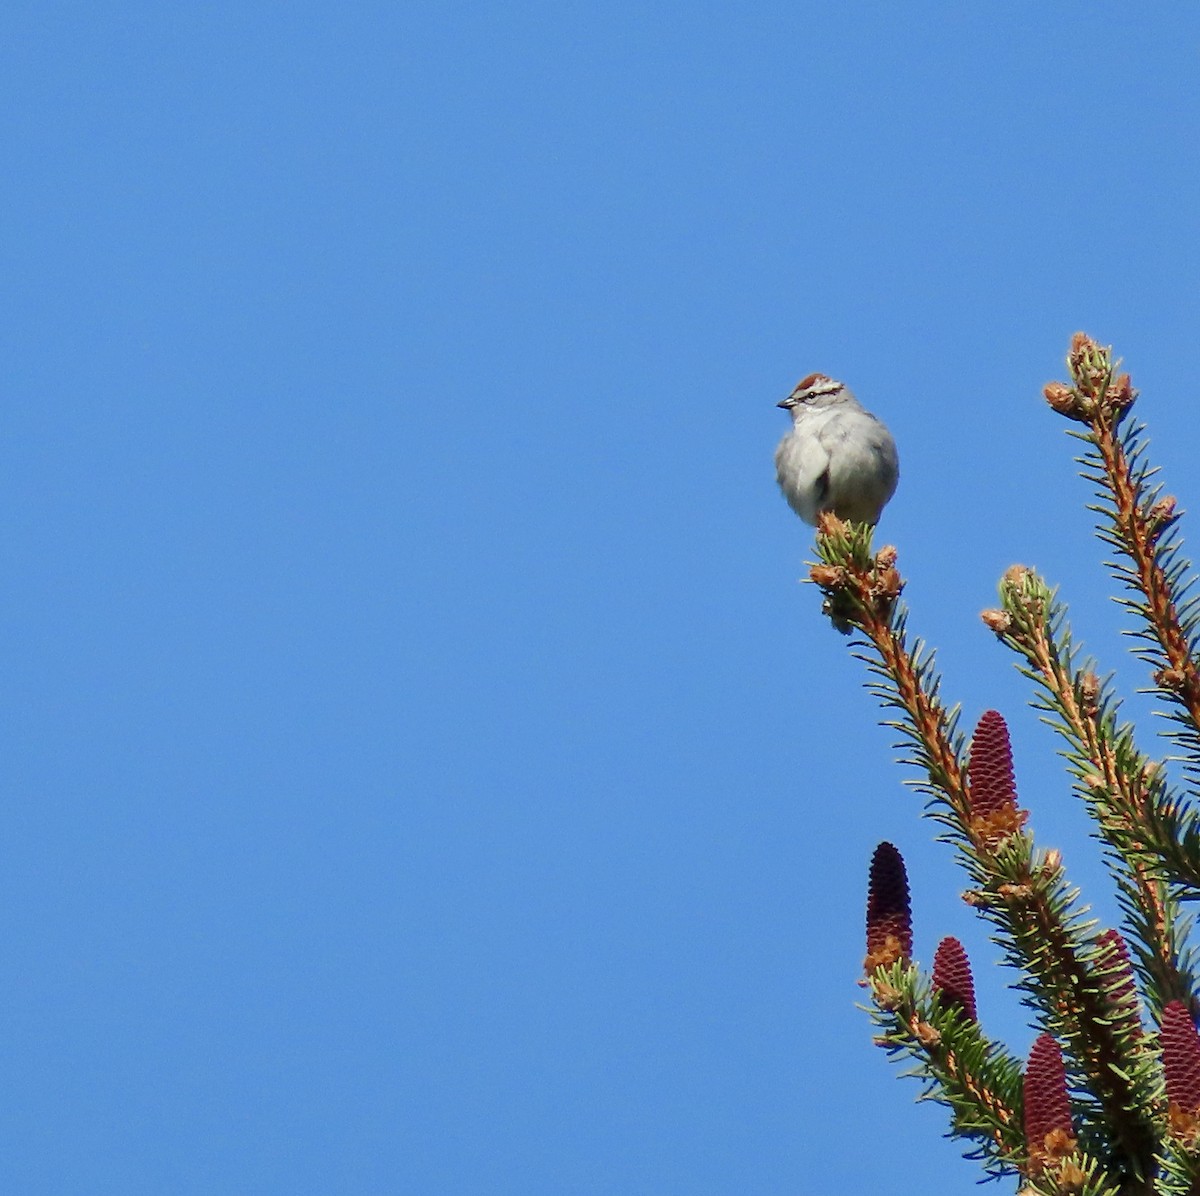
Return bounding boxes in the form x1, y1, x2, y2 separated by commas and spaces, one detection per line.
866, 960, 1026, 1177
796, 336, 1200, 1194
814, 522, 1159, 1178
983, 563, 1200, 1013
1046, 334, 1200, 775
864, 847, 1024, 1171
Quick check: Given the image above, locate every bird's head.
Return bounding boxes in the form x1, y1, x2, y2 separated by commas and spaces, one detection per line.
777, 373, 847, 412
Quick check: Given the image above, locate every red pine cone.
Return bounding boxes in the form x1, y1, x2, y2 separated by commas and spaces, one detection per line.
1094, 929, 1141, 1035
968, 710, 1019, 817
932, 936, 977, 1022
865, 842, 911, 969
1162, 1001, 1200, 1115
1024, 1033, 1073, 1155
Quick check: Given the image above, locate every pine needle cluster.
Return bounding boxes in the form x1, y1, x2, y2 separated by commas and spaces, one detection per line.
812, 335, 1200, 1195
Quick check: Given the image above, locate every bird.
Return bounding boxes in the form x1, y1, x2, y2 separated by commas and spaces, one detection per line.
774, 373, 899, 526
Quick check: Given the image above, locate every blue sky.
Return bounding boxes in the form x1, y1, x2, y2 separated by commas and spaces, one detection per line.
3, 4, 1200, 1192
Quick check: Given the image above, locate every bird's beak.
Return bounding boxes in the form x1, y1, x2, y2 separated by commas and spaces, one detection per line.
777, 397, 797, 410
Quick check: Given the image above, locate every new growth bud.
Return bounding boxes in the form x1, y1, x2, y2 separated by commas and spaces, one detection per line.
1147, 495, 1180, 546
1042, 381, 1091, 423
1067, 331, 1112, 398
1077, 671, 1101, 718
809, 564, 848, 590
980, 608, 1012, 634
998, 565, 1042, 620
1107, 372, 1137, 410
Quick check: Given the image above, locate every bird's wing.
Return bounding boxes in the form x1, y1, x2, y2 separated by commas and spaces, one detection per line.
818, 412, 899, 518
775, 427, 832, 521
819, 412, 890, 480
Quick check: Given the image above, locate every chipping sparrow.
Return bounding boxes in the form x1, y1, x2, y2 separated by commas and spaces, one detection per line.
774, 373, 899, 526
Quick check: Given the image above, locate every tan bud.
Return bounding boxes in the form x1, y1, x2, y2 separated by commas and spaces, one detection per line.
1067, 331, 1112, 396
1156, 666, 1188, 692
1078, 671, 1100, 716
809, 564, 848, 589
1069, 331, 1094, 357
1107, 372, 1137, 409
871, 979, 903, 1010
1147, 496, 1180, 546
998, 882, 1034, 904
1042, 381, 1090, 421
981, 608, 1012, 634
914, 1021, 941, 1048
816, 511, 847, 537
1056, 1158, 1087, 1191
1150, 496, 1178, 523
872, 566, 903, 601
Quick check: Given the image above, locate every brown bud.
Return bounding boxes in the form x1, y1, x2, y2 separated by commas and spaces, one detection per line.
1044, 1128, 1079, 1159
1067, 331, 1111, 396
1149, 496, 1178, 523
981, 608, 1012, 634
1168, 1103, 1200, 1149
871, 979, 904, 1011
809, 564, 848, 590
1041, 848, 1062, 874
961, 888, 990, 908
1082, 773, 1105, 792
1069, 331, 1094, 357
999, 565, 1046, 618
998, 882, 1034, 904
914, 1020, 941, 1048
874, 544, 897, 569
1042, 381, 1090, 422
1147, 496, 1180, 545
863, 935, 906, 972
1078, 672, 1100, 717
871, 566, 903, 601
1056, 1159, 1087, 1191
816, 511, 848, 536
1107, 372, 1137, 410
969, 804, 1029, 846
1156, 666, 1189, 692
